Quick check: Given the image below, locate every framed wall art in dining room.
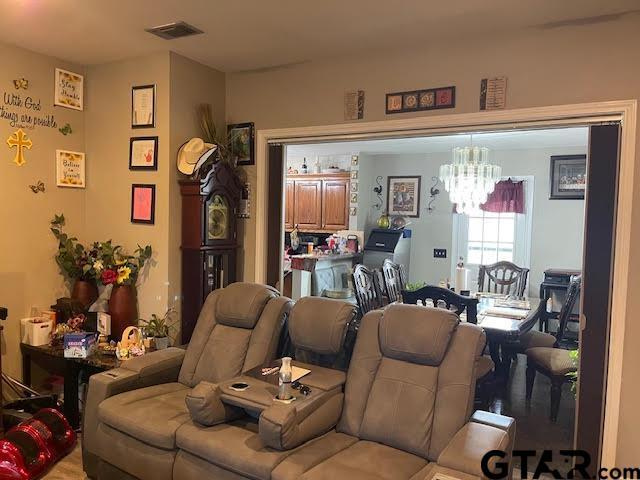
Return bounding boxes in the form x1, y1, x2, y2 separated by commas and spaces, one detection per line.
131, 84, 155, 128
131, 184, 156, 224
54, 68, 84, 111
56, 149, 85, 188
129, 136, 158, 170
387, 176, 422, 217
549, 154, 587, 200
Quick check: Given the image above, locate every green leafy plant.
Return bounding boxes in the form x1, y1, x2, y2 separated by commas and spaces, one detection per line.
51, 213, 152, 286
138, 308, 177, 338
566, 349, 579, 396
404, 281, 427, 292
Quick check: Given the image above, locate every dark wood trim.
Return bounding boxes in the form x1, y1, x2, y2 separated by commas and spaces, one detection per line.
576, 123, 620, 474
266, 144, 284, 288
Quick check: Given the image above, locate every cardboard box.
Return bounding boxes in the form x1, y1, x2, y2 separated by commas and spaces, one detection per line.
63, 332, 97, 358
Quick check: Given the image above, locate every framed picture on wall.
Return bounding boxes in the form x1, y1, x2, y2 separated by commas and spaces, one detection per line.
387, 176, 421, 217
54, 68, 84, 111
131, 85, 155, 128
227, 122, 255, 166
131, 184, 156, 224
549, 154, 587, 200
129, 136, 158, 170
56, 150, 85, 188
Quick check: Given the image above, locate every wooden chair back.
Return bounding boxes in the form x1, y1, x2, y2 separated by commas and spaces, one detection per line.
402, 285, 479, 323
478, 261, 530, 297
382, 259, 407, 303
352, 264, 385, 316
556, 275, 582, 343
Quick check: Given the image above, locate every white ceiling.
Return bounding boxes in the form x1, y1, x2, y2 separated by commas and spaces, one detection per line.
1, 1, 638, 72
286, 127, 589, 157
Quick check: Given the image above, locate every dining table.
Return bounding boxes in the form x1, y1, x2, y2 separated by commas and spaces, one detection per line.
471, 294, 543, 381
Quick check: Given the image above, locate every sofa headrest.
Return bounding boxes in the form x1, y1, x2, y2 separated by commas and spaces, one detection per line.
289, 297, 355, 355
216, 282, 279, 329
379, 304, 459, 366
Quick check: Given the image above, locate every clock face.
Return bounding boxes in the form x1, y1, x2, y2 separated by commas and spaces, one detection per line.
207, 195, 229, 240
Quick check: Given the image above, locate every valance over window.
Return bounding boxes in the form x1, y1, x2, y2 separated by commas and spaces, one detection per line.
481, 179, 525, 214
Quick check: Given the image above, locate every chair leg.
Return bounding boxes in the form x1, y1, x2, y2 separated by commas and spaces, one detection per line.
550, 378, 563, 422
525, 363, 536, 401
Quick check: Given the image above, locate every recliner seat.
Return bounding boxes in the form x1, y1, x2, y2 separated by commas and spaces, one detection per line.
82, 282, 292, 480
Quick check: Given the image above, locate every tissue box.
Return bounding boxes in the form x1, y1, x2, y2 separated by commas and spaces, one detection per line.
63, 332, 97, 359
21, 318, 54, 346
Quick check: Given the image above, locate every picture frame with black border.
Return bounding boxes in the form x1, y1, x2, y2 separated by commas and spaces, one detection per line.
549, 154, 587, 200
387, 175, 422, 217
129, 136, 158, 170
385, 86, 455, 114
131, 84, 156, 128
131, 183, 156, 224
227, 122, 255, 166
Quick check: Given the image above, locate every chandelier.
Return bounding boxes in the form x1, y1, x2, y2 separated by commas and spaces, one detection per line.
439, 146, 501, 215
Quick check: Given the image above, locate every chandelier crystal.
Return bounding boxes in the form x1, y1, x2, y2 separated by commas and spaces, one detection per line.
439, 146, 501, 215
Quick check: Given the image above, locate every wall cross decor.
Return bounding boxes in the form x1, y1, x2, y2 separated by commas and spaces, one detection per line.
7, 128, 32, 166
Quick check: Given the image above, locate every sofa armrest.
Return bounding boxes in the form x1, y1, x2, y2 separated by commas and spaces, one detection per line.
259, 390, 344, 450
83, 348, 186, 462
185, 381, 243, 426
437, 422, 511, 479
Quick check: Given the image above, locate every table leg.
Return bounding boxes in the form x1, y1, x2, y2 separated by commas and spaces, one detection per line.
21, 350, 31, 386
63, 361, 81, 430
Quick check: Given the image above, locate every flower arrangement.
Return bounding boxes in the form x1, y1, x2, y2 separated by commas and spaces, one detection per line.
99, 245, 152, 287
50, 214, 152, 286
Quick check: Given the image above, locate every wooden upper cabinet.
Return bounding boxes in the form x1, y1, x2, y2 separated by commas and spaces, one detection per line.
293, 179, 322, 230
284, 180, 295, 230
322, 178, 350, 230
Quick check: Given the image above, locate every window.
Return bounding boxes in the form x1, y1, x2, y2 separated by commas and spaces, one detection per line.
452, 176, 534, 288
466, 211, 516, 265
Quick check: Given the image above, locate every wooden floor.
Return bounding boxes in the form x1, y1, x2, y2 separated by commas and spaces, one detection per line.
489, 353, 576, 476
43, 439, 86, 480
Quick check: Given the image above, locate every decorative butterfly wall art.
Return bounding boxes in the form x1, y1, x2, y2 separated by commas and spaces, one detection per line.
29, 180, 45, 194
13, 78, 28, 90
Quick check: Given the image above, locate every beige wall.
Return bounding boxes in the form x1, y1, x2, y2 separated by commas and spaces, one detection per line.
0, 43, 85, 378
85, 52, 171, 322
168, 52, 226, 337
226, 16, 640, 463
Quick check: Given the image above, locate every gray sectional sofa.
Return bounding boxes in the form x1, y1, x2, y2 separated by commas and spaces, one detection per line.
82, 282, 515, 480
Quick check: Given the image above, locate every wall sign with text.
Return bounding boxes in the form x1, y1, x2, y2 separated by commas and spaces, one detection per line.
386, 86, 455, 114
54, 68, 84, 111
56, 150, 85, 188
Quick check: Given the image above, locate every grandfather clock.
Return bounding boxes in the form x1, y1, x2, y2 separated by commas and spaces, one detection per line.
180, 161, 242, 343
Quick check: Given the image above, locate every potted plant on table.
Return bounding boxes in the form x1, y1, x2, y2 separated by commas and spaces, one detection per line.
50, 214, 101, 307
138, 308, 177, 350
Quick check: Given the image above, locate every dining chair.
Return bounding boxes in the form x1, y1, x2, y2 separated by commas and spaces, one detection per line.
401, 285, 479, 323
524, 275, 581, 422
352, 264, 385, 318
402, 285, 494, 407
478, 261, 530, 297
381, 259, 407, 303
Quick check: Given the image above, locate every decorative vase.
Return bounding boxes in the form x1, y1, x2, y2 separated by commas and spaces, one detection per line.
108, 285, 138, 341
377, 212, 390, 229
71, 279, 98, 308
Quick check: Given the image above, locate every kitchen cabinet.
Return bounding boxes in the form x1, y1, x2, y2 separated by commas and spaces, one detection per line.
293, 179, 322, 230
286, 173, 350, 232
284, 180, 295, 230
322, 178, 350, 230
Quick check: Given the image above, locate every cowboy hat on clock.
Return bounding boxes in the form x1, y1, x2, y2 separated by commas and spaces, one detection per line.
177, 138, 217, 175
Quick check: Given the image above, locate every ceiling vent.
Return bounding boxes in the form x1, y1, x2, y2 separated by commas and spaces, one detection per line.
146, 21, 203, 40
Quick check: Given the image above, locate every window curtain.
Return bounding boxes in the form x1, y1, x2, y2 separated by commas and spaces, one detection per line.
481, 179, 525, 214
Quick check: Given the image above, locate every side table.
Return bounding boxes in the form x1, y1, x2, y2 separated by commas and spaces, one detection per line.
20, 343, 120, 430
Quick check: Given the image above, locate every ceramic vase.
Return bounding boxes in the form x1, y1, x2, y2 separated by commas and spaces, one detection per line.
71, 279, 99, 308
108, 285, 138, 341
